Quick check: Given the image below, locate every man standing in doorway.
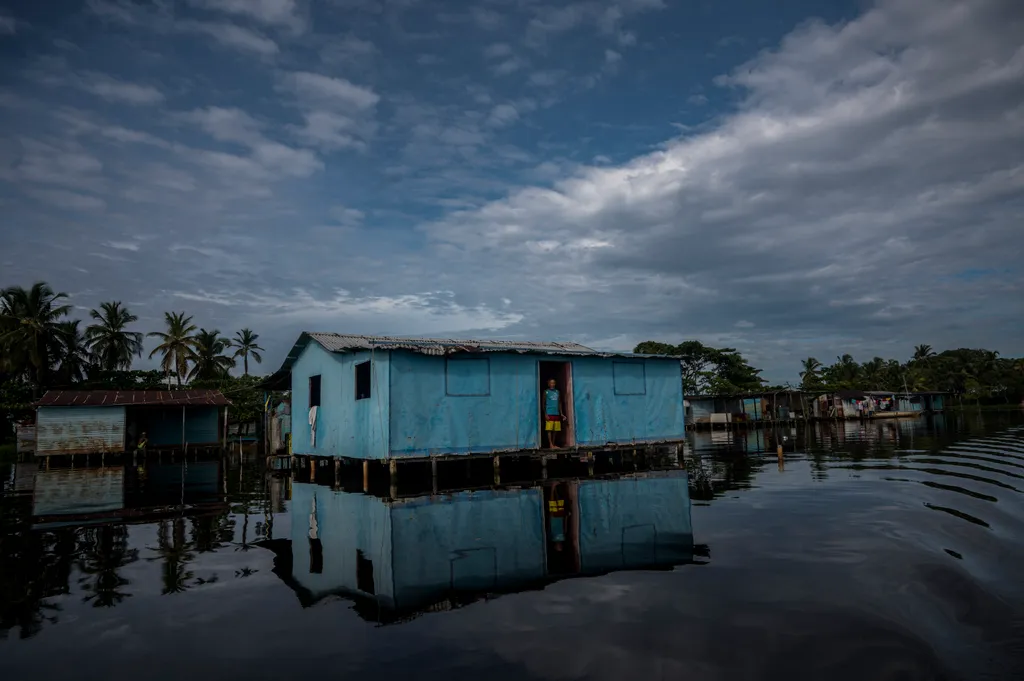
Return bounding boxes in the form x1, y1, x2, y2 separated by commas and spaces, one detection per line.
544, 378, 565, 448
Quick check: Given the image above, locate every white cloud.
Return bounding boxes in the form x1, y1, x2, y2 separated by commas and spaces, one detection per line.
487, 104, 520, 128
189, 22, 279, 55
105, 240, 141, 251
320, 34, 376, 64
417, 0, 1024, 375
290, 111, 363, 150
687, 93, 708, 106
25, 188, 106, 211
76, 73, 164, 104
178, 106, 264, 144
179, 106, 323, 177
493, 57, 525, 76
0, 14, 17, 35
605, 49, 621, 64
484, 43, 512, 59
330, 205, 364, 226
277, 71, 379, 110
185, 0, 305, 33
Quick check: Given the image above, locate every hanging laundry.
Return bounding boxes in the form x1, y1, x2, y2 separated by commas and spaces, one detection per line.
308, 405, 318, 447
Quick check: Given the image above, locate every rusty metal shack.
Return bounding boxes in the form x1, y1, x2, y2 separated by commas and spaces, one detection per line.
33, 390, 231, 456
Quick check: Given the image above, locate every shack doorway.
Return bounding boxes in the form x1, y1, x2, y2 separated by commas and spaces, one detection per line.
539, 361, 575, 448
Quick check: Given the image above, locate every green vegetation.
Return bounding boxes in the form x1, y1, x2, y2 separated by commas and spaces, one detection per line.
637, 339, 1024, 404
633, 340, 764, 395
0, 280, 269, 441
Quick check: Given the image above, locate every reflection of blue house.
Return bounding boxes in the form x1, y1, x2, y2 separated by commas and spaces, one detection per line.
274, 472, 693, 616
277, 333, 686, 459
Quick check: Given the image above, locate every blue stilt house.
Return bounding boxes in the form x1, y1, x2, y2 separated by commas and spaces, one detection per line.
277, 333, 685, 459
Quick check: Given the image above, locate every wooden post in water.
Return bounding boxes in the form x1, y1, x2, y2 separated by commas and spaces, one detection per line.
309, 457, 315, 482
431, 458, 438, 495
493, 456, 501, 486
586, 452, 594, 477
389, 459, 398, 499
334, 459, 340, 488
541, 454, 548, 480
362, 460, 370, 493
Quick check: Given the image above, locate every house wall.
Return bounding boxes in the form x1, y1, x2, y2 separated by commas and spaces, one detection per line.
688, 399, 715, 425
144, 407, 220, 446
388, 353, 686, 457
388, 353, 540, 456
36, 406, 125, 455
289, 483, 395, 607
576, 472, 693, 573
290, 343, 391, 458
389, 489, 546, 610
571, 357, 685, 446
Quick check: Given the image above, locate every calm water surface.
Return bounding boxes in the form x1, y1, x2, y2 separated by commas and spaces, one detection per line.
2, 413, 1023, 680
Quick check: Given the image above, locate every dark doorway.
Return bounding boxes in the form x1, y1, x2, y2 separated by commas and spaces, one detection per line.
539, 361, 575, 448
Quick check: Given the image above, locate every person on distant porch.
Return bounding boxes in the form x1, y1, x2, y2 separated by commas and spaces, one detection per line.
137, 432, 148, 452
544, 378, 565, 448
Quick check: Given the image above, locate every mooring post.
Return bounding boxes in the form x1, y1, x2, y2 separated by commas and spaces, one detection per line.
334, 459, 341, 488
389, 459, 399, 499
309, 457, 316, 482
587, 452, 594, 477
362, 460, 370, 493
632, 448, 637, 472
431, 457, 438, 495
493, 456, 501, 486
541, 454, 548, 480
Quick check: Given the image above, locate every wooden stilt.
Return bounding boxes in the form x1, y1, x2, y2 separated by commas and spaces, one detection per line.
309, 457, 315, 482
431, 458, 438, 495
334, 459, 341, 488
586, 452, 594, 477
362, 460, 370, 493
493, 456, 501, 486
388, 460, 398, 499
541, 454, 548, 480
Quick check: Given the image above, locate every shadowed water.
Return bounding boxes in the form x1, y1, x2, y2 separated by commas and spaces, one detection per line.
2, 412, 1023, 680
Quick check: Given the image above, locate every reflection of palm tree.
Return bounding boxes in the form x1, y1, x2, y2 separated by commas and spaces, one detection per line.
77, 525, 139, 608
148, 519, 195, 595
0, 527, 75, 639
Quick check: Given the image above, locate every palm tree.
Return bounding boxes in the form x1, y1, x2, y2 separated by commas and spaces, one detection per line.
861, 357, 886, 390
54, 320, 91, 385
231, 328, 264, 376
187, 329, 235, 382
85, 301, 143, 372
913, 344, 935, 361
0, 282, 72, 393
799, 357, 822, 390
831, 354, 861, 389
147, 312, 199, 386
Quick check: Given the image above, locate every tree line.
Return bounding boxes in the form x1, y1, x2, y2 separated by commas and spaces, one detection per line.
635, 340, 1024, 403
1, 281, 270, 438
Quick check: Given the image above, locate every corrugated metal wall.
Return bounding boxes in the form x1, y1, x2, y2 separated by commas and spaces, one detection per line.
36, 406, 125, 455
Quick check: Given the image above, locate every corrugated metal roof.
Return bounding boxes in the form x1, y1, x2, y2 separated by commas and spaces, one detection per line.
35, 390, 231, 408
306, 332, 596, 355
271, 332, 681, 379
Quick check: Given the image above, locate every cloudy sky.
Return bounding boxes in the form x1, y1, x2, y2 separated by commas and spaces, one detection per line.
1, 0, 1022, 383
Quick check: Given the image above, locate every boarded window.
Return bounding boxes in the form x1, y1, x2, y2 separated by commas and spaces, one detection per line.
309, 375, 322, 407
446, 358, 490, 396
355, 361, 371, 401
356, 549, 375, 594
613, 361, 646, 395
